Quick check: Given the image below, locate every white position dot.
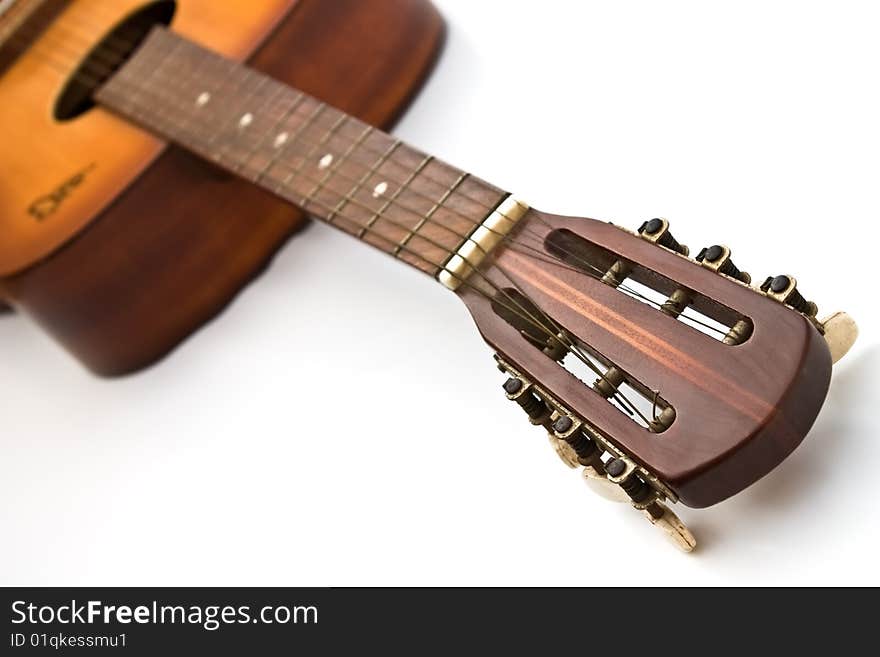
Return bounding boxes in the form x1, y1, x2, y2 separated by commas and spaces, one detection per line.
372, 181, 388, 198
239, 113, 253, 128
318, 154, 334, 169
273, 132, 289, 148
196, 92, 210, 107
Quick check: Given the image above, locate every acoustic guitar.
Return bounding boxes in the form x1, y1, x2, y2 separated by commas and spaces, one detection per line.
0, 0, 858, 551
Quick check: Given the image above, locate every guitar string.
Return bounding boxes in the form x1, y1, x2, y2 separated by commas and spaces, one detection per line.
97, 58, 651, 422
98, 50, 660, 346
3, 16, 703, 419
101, 57, 659, 423
1, 0, 144, 78
6, 22, 509, 218
9, 17, 672, 422
107, 47, 726, 340
5, 25, 522, 239
97, 32, 725, 387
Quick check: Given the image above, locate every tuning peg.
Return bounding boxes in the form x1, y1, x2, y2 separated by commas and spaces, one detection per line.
502, 377, 552, 426
548, 433, 579, 468
819, 311, 858, 364
695, 244, 751, 283
638, 218, 689, 256
582, 466, 630, 502
760, 275, 818, 317
550, 415, 605, 470
603, 457, 696, 550
642, 501, 697, 552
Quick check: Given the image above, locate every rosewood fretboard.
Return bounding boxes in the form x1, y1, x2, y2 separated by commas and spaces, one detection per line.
96, 27, 508, 277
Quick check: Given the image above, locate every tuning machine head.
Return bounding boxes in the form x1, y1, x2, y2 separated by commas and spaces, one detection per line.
695, 244, 751, 283
497, 357, 696, 552
760, 274, 817, 317
637, 218, 689, 256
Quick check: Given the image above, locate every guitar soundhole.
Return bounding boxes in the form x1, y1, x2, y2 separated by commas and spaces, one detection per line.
53, 1, 176, 121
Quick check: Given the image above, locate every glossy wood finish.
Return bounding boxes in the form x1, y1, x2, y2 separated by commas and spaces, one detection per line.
460, 210, 832, 507
0, 0, 445, 374
0, 0, 296, 276
459, 210, 831, 507
96, 26, 505, 278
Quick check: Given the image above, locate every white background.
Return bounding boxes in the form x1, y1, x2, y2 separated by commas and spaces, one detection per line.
2, 0, 878, 585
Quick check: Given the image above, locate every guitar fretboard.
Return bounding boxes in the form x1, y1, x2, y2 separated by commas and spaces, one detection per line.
96, 27, 508, 277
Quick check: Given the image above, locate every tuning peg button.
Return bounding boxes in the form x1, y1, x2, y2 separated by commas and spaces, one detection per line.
696, 244, 751, 283
503, 377, 551, 425
760, 275, 818, 317
638, 218, 689, 256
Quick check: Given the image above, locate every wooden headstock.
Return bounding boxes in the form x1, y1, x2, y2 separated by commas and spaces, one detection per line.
458, 208, 850, 524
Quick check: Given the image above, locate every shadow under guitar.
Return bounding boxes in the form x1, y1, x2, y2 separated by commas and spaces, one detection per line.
690, 343, 878, 552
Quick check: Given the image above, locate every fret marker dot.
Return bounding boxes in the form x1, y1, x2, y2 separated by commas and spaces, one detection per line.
274, 132, 289, 148
318, 154, 334, 170
239, 113, 253, 128
196, 92, 210, 107
373, 181, 388, 198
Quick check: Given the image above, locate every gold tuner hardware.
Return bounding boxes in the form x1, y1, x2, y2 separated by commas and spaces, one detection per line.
550, 414, 604, 470
582, 466, 630, 503
502, 377, 552, 426
819, 311, 859, 364
760, 274, 818, 317
695, 244, 751, 283
637, 218, 689, 256
496, 358, 692, 553
548, 433, 579, 469
643, 501, 697, 553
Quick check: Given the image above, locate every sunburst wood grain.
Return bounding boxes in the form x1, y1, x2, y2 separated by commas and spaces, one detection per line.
0, 0, 296, 276
0, 0, 445, 374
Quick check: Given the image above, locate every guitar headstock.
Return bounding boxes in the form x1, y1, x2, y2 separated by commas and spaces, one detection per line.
455, 203, 857, 550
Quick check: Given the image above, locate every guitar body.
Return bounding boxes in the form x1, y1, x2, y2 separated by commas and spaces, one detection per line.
0, 0, 444, 375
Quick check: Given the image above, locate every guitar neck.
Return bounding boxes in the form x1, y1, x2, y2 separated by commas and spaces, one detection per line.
96, 26, 510, 280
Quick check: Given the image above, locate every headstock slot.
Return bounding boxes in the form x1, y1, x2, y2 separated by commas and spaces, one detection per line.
491, 287, 675, 433
462, 210, 833, 506
545, 228, 754, 346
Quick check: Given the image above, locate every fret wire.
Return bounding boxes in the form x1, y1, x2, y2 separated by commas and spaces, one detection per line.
116, 39, 590, 366
264, 101, 328, 193
109, 66, 499, 229
109, 63, 486, 255
231, 85, 303, 175
166, 37, 264, 152
116, 71, 490, 273
249, 92, 309, 182
97, 44, 464, 266
103, 33, 501, 216
204, 67, 269, 156
155, 38, 225, 141
357, 154, 433, 238
326, 139, 401, 224
301, 123, 374, 203
150, 35, 235, 146
133, 48, 198, 136
114, 31, 183, 124
393, 171, 470, 255
143, 69, 483, 257
116, 35, 227, 150
134, 29, 304, 173
111, 46, 581, 370
97, 32, 513, 273
214, 78, 285, 166
276, 111, 348, 202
